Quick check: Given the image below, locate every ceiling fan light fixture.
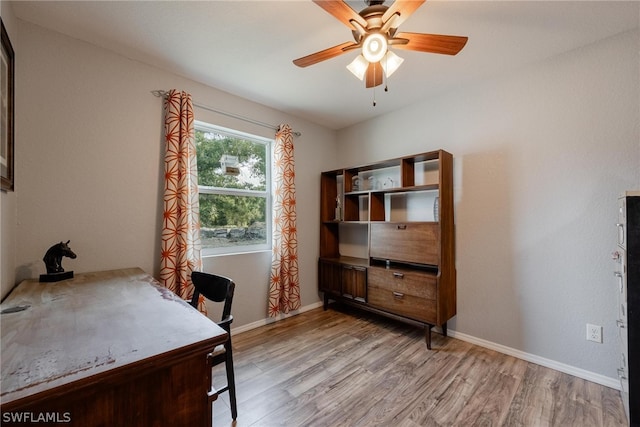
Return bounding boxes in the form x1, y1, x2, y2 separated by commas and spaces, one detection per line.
381, 50, 404, 77
293, 0, 468, 92
362, 33, 387, 63
346, 54, 369, 81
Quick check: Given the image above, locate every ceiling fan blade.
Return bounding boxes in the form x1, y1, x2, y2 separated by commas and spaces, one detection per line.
365, 62, 383, 88
393, 32, 468, 55
381, 0, 425, 28
313, 0, 368, 29
293, 41, 357, 68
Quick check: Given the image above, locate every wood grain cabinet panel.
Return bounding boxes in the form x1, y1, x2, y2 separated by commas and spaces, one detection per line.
319, 259, 342, 295
370, 223, 439, 266
342, 265, 367, 302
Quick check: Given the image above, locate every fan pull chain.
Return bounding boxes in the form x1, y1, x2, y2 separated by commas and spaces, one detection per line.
384, 54, 388, 93
373, 63, 378, 106
373, 82, 378, 106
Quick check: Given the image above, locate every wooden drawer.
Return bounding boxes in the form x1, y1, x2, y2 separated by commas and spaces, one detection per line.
367, 267, 437, 324
368, 267, 437, 299
370, 223, 439, 265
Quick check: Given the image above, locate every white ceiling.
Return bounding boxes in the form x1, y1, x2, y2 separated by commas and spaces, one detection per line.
11, 0, 640, 130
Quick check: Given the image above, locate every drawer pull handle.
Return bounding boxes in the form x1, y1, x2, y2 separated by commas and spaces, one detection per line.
618, 368, 627, 380
393, 272, 404, 279
393, 292, 404, 299
397, 224, 407, 230
617, 224, 625, 245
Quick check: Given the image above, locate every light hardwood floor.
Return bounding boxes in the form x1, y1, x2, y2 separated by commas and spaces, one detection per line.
212, 306, 627, 426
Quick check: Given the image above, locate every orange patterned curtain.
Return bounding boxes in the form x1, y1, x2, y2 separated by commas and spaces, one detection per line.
159, 89, 205, 313
268, 124, 301, 316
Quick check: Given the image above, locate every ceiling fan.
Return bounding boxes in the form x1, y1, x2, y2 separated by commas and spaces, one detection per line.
293, 0, 468, 88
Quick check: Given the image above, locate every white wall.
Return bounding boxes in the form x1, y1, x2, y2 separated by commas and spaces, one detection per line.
0, 2, 18, 300
10, 20, 335, 326
337, 29, 640, 380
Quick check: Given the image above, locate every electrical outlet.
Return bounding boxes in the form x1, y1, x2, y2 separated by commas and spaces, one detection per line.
586, 324, 602, 343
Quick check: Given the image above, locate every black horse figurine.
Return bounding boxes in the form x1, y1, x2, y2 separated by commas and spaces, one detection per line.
43, 240, 77, 274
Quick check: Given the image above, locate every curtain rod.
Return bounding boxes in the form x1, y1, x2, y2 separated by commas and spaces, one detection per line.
151, 90, 301, 137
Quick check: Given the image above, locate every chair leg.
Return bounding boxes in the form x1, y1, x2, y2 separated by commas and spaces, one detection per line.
225, 343, 238, 420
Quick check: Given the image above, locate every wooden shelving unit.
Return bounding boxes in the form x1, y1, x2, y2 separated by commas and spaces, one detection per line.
318, 149, 456, 349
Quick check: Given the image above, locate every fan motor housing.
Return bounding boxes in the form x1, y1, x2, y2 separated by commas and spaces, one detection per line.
359, 5, 387, 30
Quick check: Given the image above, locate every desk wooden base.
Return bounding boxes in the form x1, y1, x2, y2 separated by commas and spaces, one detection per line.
2, 350, 213, 427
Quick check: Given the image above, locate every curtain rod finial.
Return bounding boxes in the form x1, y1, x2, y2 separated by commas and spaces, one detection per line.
151, 90, 168, 98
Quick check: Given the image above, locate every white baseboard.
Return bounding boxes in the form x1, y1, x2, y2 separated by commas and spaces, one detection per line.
446, 329, 621, 390
231, 301, 324, 335
231, 302, 621, 391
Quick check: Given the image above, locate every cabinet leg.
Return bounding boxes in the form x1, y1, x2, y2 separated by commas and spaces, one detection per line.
323, 294, 329, 310
425, 325, 432, 350
442, 322, 447, 337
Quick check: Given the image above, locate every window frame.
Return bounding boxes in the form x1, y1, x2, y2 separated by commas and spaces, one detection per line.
194, 120, 273, 257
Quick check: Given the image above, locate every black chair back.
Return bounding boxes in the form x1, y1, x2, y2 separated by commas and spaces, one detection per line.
188, 270, 238, 420
190, 271, 235, 329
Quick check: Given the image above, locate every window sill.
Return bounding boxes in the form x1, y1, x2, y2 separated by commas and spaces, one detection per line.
202, 248, 271, 258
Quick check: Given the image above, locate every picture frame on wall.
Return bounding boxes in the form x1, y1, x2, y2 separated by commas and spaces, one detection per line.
1, 17, 15, 192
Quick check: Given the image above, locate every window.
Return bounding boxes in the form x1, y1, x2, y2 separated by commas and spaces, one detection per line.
194, 120, 272, 255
